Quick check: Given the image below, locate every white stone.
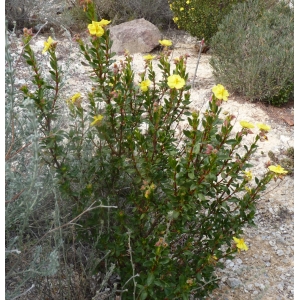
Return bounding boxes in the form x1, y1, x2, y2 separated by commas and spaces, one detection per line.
280, 135, 290, 144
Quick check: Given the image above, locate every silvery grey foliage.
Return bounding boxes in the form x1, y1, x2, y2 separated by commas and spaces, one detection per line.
5, 24, 60, 300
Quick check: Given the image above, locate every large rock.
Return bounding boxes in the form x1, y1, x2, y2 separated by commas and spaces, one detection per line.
109, 18, 162, 55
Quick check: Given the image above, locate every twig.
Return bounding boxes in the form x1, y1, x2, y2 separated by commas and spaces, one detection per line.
5, 249, 21, 255
192, 38, 205, 89
124, 230, 138, 299
10, 284, 35, 300
29, 201, 117, 248
5, 189, 25, 205
46, 201, 117, 234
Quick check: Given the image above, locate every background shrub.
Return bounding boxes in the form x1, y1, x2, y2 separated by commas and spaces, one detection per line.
209, 0, 294, 106
168, 0, 246, 43
5, 0, 37, 30
59, 0, 173, 31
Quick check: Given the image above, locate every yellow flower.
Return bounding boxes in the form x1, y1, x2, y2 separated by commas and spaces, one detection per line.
186, 0, 190, 3
257, 123, 271, 131
145, 182, 156, 198
159, 39, 172, 47
145, 189, 150, 199
88, 21, 104, 37
139, 79, 151, 92
207, 254, 218, 265
169, 3, 172, 9
143, 54, 156, 61
42, 37, 54, 54
180, 7, 184, 11
245, 186, 252, 193
167, 74, 185, 89
243, 170, 253, 181
233, 237, 248, 252
67, 92, 82, 107
268, 165, 288, 174
149, 183, 156, 190
212, 84, 229, 101
173, 17, 179, 23
91, 115, 104, 126
98, 19, 111, 27
239, 121, 255, 129
71, 93, 81, 103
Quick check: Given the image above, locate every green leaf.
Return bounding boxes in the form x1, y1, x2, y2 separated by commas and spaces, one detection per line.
140, 290, 148, 300
142, 260, 153, 267
183, 294, 189, 300
225, 139, 237, 145
146, 273, 155, 286
159, 257, 170, 264
183, 130, 192, 138
154, 279, 165, 288
188, 172, 195, 179
196, 272, 202, 281
193, 143, 200, 154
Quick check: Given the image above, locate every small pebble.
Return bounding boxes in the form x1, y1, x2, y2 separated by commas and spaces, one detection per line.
227, 277, 242, 288
276, 249, 284, 256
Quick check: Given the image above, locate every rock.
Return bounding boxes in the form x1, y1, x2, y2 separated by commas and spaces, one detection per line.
276, 249, 284, 256
109, 18, 162, 55
277, 282, 284, 291
276, 237, 286, 245
227, 277, 242, 288
225, 259, 234, 268
255, 283, 265, 290
262, 254, 271, 262
15, 79, 26, 86
280, 135, 290, 144
269, 240, 276, 247
287, 285, 293, 291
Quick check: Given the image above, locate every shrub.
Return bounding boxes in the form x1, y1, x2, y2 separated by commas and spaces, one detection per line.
16, 2, 287, 298
5, 23, 119, 300
209, 0, 294, 106
5, 24, 60, 299
168, 0, 246, 43
5, 0, 37, 30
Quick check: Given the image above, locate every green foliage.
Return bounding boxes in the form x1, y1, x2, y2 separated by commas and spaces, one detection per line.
209, 0, 294, 105
265, 81, 294, 107
168, 0, 246, 43
14, 3, 284, 298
